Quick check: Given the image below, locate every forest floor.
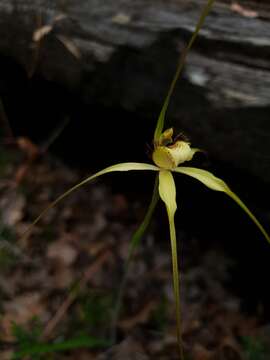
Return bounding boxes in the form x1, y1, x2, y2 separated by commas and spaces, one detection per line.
0, 144, 269, 360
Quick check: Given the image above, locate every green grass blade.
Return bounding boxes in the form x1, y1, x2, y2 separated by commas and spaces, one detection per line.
110, 175, 159, 342
12, 336, 110, 359
20, 162, 159, 242
154, 0, 215, 142
127, 175, 159, 261
158, 170, 184, 360
174, 166, 270, 244
168, 211, 184, 360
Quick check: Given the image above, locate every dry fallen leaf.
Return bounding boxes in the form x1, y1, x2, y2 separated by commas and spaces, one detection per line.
33, 25, 53, 42
32, 13, 67, 42
16, 137, 40, 159
47, 241, 78, 266
191, 343, 213, 360
111, 13, 131, 25
119, 300, 157, 330
0, 190, 25, 226
97, 337, 149, 360
0, 350, 13, 360
231, 2, 258, 18
2, 293, 45, 340
56, 35, 81, 59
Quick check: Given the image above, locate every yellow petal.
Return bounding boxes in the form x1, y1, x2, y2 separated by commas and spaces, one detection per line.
20, 162, 159, 241
158, 170, 183, 357
158, 170, 177, 216
167, 141, 198, 166
153, 141, 198, 170
152, 146, 175, 170
174, 166, 230, 192
174, 166, 270, 244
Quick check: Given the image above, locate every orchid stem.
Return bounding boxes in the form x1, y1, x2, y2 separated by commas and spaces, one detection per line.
154, 0, 216, 142
110, 176, 159, 343
168, 213, 184, 360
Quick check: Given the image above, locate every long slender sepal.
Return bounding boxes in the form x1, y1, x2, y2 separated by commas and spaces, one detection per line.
158, 170, 184, 360
20, 163, 159, 242
154, 0, 215, 142
110, 176, 160, 343
174, 167, 270, 244
226, 190, 269, 244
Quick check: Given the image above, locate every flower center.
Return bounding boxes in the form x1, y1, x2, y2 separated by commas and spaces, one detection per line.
152, 128, 197, 169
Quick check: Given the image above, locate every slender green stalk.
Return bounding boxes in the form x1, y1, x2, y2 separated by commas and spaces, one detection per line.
168, 213, 184, 360
158, 170, 183, 358
110, 176, 159, 342
154, 0, 215, 142
126, 176, 160, 262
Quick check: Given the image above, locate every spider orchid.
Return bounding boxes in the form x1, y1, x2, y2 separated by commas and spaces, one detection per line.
21, 127, 270, 357
20, 0, 269, 358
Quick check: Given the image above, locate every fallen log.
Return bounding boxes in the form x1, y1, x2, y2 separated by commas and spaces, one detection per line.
0, 0, 270, 184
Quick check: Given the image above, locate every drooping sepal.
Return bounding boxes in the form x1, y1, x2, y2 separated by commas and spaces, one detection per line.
20, 162, 159, 242
174, 166, 270, 244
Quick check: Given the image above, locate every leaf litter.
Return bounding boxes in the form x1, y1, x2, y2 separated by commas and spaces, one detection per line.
0, 146, 269, 359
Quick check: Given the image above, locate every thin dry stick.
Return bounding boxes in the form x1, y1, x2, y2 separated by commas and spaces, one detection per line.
14, 117, 70, 184
41, 117, 70, 153
42, 250, 110, 340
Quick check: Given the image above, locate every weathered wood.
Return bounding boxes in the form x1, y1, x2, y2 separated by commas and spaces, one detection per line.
0, 0, 270, 184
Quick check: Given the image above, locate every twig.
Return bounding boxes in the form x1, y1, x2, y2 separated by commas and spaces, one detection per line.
40, 117, 70, 153
41, 250, 110, 340
13, 116, 70, 185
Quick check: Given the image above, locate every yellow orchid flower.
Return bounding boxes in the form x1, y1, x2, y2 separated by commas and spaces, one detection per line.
21, 128, 269, 359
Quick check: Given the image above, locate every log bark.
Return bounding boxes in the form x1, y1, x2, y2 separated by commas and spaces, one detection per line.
0, 0, 270, 185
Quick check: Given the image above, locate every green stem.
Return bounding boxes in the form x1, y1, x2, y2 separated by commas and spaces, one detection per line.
154, 0, 216, 142
168, 213, 184, 360
110, 176, 159, 342
126, 176, 160, 261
